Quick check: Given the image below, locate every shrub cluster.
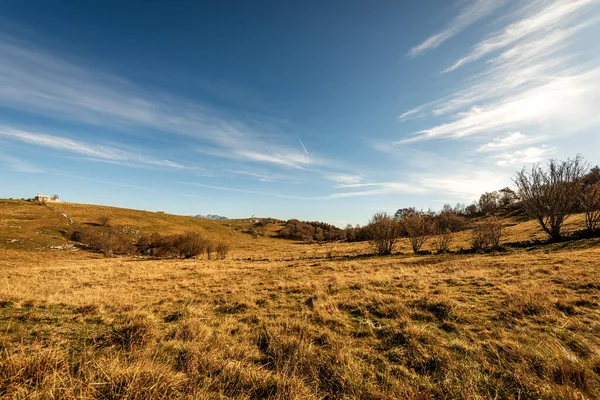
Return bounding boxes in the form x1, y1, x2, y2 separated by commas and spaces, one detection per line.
279, 219, 346, 242
70, 226, 137, 257
71, 227, 231, 259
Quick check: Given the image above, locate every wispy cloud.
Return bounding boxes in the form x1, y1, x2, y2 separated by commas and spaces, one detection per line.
477, 132, 545, 152
444, 0, 596, 72
326, 174, 363, 186
408, 0, 507, 57
418, 169, 512, 201
493, 145, 556, 166
397, 0, 600, 148
179, 181, 316, 200
0, 34, 311, 168
51, 172, 158, 191
400, 67, 600, 143
0, 153, 44, 173
327, 182, 426, 198
0, 127, 190, 169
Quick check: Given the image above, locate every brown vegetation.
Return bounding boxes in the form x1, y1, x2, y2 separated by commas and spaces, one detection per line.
471, 216, 505, 251
579, 183, 600, 231
1, 236, 599, 399
515, 156, 588, 241
367, 212, 402, 255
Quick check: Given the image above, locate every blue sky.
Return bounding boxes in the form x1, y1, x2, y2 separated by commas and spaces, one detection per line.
1, 0, 599, 226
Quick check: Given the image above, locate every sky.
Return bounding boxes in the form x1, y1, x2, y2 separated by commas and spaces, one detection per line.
1, 0, 600, 226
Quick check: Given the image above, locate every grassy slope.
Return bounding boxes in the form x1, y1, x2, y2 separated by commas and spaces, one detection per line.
1, 199, 599, 399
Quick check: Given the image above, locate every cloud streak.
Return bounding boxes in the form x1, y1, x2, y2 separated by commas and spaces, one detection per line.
398, 0, 600, 147
0, 34, 312, 169
444, 0, 596, 72
0, 127, 191, 170
408, 0, 507, 57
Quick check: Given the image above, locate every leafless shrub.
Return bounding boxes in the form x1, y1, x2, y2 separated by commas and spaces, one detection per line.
205, 241, 215, 260
215, 241, 231, 260
579, 183, 600, 231
173, 232, 206, 259
367, 212, 402, 255
478, 191, 500, 215
432, 224, 452, 254
400, 211, 433, 254
51, 194, 59, 201
471, 217, 504, 251
514, 156, 588, 241
70, 226, 136, 257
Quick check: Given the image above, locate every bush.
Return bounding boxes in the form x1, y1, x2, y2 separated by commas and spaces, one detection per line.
215, 241, 231, 260
70, 226, 136, 257
368, 212, 402, 255
471, 217, 504, 251
205, 241, 214, 260
279, 219, 345, 242
432, 225, 452, 253
173, 232, 206, 259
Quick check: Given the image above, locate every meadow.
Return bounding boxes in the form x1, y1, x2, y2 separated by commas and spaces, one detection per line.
1, 199, 599, 399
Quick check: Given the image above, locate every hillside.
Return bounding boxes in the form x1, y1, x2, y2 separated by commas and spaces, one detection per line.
0, 199, 296, 258
1, 198, 600, 398
0, 198, 594, 259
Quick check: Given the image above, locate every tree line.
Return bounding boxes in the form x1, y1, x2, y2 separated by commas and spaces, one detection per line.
275, 156, 600, 256
368, 156, 600, 255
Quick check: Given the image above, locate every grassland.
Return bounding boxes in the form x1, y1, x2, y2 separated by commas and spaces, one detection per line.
1, 199, 599, 399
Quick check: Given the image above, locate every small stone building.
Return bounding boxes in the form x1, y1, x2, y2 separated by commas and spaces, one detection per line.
34, 193, 60, 203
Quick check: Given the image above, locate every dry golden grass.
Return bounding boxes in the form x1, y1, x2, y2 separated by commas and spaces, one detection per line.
1, 200, 600, 399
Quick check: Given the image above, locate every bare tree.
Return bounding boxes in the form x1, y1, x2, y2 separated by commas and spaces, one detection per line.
579, 183, 600, 231
514, 156, 588, 241
401, 211, 432, 254
478, 191, 500, 215
51, 194, 60, 201
498, 187, 518, 206
368, 212, 402, 255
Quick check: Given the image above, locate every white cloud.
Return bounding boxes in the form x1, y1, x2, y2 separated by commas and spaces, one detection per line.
396, 0, 600, 158
179, 181, 315, 200
493, 145, 556, 165
400, 66, 600, 143
408, 0, 507, 57
326, 174, 363, 185
444, 0, 596, 72
418, 169, 511, 201
326, 181, 428, 198
0, 35, 310, 168
233, 150, 311, 169
0, 127, 190, 170
477, 132, 545, 152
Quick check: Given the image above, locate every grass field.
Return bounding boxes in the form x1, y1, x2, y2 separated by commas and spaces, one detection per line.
1, 200, 599, 399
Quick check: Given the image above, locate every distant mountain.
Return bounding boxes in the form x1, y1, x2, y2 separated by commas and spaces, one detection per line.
194, 214, 228, 221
